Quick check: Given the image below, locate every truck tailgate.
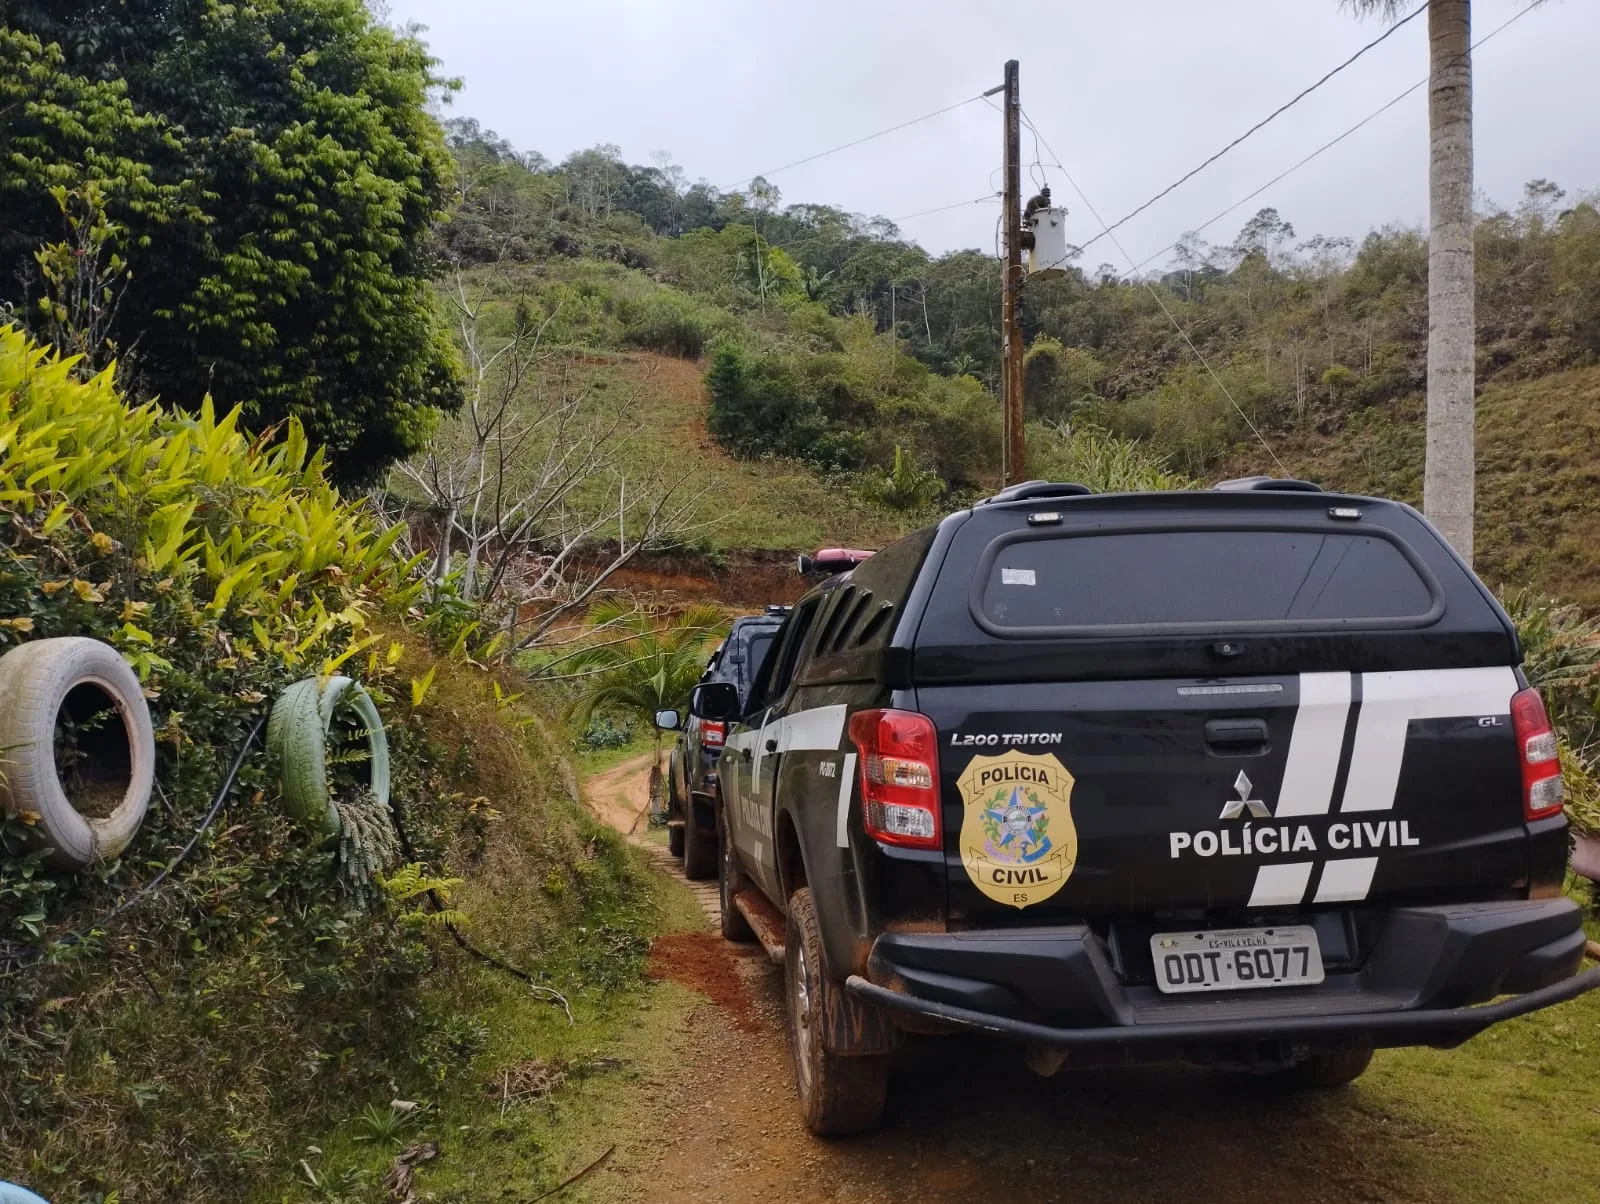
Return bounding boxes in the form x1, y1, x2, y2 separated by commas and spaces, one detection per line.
921, 666, 1529, 921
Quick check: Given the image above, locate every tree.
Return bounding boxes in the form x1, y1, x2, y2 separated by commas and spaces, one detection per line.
0, 1, 464, 485
389, 256, 708, 654
1342, 0, 1477, 561
865, 446, 945, 526
565, 601, 725, 812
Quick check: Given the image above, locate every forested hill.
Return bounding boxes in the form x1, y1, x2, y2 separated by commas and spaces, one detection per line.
440, 121, 1600, 493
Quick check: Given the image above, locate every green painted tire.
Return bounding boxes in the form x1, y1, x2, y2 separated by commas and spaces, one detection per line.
267, 676, 389, 836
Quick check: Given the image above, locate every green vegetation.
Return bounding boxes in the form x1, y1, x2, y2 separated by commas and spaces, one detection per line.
1245, 362, 1600, 607
0, 329, 663, 1200
1502, 589, 1600, 835
563, 601, 723, 805
0, 1, 464, 484
423, 128, 1600, 573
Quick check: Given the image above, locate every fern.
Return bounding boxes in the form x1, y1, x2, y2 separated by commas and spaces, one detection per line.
378, 862, 469, 929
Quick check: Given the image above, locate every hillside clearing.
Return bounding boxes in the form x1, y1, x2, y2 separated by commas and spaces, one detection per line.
597, 352, 903, 552
1229, 362, 1600, 606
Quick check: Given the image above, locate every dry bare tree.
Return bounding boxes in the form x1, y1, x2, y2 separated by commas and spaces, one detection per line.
382, 252, 709, 655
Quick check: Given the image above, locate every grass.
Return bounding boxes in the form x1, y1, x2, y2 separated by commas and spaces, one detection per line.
263, 852, 704, 1203
571, 730, 655, 778
591, 352, 902, 552
1237, 362, 1600, 606
1355, 1005, 1600, 1202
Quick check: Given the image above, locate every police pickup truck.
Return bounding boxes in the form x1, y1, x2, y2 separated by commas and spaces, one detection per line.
683, 479, 1600, 1135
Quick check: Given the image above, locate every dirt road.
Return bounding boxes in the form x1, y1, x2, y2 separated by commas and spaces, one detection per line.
583, 752, 656, 836
585, 758, 1598, 1204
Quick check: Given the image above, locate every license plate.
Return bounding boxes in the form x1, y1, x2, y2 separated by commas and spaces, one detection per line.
1150, 926, 1325, 994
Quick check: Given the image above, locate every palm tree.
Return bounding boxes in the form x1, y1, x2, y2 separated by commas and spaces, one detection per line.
868, 446, 946, 534
1342, 0, 1476, 562
566, 600, 725, 811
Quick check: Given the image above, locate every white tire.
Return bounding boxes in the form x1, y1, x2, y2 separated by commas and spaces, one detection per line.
0, 637, 156, 869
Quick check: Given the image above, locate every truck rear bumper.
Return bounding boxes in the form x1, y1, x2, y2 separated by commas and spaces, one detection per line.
849, 900, 1600, 1051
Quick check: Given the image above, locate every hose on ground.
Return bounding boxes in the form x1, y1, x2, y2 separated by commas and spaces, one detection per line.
0, 713, 267, 977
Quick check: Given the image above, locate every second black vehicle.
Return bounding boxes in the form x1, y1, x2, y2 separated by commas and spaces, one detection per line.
666, 607, 786, 877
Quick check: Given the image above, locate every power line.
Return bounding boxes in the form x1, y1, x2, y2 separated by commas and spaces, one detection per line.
1115, 0, 1547, 277
751, 192, 999, 263
893, 194, 999, 224
1077, 2, 1426, 255
1020, 107, 1290, 475
719, 92, 987, 193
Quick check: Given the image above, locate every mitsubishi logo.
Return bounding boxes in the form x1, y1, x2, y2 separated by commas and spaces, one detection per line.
1219, 770, 1272, 820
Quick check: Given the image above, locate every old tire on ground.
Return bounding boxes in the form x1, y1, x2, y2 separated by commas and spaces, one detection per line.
682, 796, 717, 880
719, 805, 754, 942
1282, 1045, 1373, 1089
267, 675, 389, 837
0, 637, 155, 869
785, 886, 890, 1135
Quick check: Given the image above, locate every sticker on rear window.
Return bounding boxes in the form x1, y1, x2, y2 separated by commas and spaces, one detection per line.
1000, 567, 1036, 586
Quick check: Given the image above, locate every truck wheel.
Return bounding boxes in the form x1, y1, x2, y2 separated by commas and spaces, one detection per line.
668, 823, 685, 858
683, 800, 717, 880
784, 887, 890, 1135
719, 809, 754, 942
1284, 1046, 1373, 1089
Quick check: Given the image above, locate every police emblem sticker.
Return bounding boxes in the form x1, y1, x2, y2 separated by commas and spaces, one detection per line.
957, 752, 1078, 909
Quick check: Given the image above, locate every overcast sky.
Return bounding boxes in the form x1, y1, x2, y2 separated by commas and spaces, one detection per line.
387, 0, 1594, 270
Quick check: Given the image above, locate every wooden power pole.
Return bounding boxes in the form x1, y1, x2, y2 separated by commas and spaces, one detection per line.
999, 59, 1025, 486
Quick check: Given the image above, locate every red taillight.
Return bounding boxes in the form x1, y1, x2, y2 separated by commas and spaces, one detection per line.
701, 720, 726, 748
1511, 686, 1564, 820
847, 708, 941, 849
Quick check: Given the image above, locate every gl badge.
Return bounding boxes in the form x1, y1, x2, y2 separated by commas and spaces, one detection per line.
1219, 770, 1272, 820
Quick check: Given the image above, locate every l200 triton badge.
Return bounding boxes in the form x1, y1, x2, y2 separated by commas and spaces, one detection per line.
957, 752, 1078, 909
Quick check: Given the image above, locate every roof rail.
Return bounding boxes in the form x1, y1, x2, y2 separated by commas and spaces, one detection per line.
981, 480, 1094, 505
1212, 475, 1323, 493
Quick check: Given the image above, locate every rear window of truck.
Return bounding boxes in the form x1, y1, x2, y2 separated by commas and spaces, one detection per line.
974, 525, 1442, 634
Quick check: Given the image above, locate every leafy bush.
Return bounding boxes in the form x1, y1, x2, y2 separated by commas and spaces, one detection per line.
704, 330, 999, 486
1501, 590, 1600, 835
1, 5, 465, 485
616, 290, 731, 359
1027, 423, 1198, 493
574, 713, 637, 751
0, 327, 477, 1198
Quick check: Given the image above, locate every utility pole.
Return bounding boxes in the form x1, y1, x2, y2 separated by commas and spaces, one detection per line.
999, 59, 1025, 486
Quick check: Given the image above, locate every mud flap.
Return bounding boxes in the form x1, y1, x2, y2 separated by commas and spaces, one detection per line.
821, 973, 903, 1057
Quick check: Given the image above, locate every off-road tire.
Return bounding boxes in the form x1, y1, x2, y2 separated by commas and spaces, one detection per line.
784, 887, 890, 1135
1283, 1045, 1373, 1089
719, 807, 754, 942
682, 797, 717, 880
668, 823, 685, 858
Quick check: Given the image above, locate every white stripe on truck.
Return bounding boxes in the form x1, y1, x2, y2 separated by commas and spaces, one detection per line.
1338, 666, 1517, 813
1272, 672, 1352, 817
1247, 666, 1516, 907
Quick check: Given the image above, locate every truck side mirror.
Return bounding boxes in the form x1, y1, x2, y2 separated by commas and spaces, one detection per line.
654, 708, 682, 731
690, 682, 740, 722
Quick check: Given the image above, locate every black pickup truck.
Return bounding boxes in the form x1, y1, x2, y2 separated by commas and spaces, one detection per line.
690, 480, 1600, 1135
